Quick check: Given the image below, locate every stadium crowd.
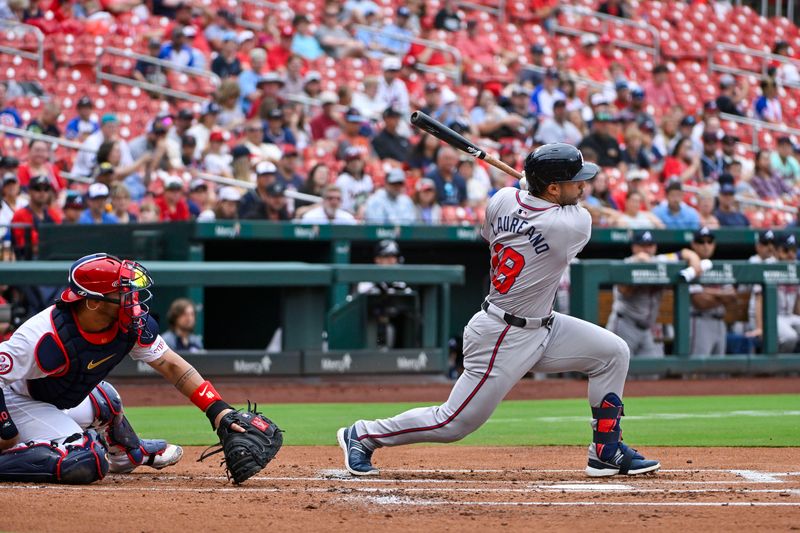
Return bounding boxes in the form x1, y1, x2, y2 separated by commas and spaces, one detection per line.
0, 1, 798, 254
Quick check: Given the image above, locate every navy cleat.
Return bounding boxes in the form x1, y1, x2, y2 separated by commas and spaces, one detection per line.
336, 425, 379, 476
585, 442, 660, 477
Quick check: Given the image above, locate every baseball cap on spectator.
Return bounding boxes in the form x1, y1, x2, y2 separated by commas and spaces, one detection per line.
719, 182, 736, 195
280, 26, 293, 38
631, 87, 645, 100
182, 26, 197, 38
267, 108, 284, 120
594, 111, 614, 122
702, 130, 719, 143
343, 146, 364, 161
319, 91, 338, 105
703, 100, 718, 113
201, 101, 221, 116
416, 177, 436, 192
2, 172, 18, 187
580, 34, 598, 47
397, 5, 411, 17
382, 56, 402, 71
256, 161, 277, 175
164, 176, 185, 191
653, 64, 669, 74
510, 84, 531, 96
29, 175, 51, 189
693, 226, 715, 243
88, 182, 110, 199
718, 172, 735, 186
344, 108, 364, 122
236, 30, 255, 44
499, 143, 516, 156
303, 71, 322, 85
148, 37, 161, 49
258, 72, 285, 86
424, 82, 439, 93
528, 44, 545, 59
385, 168, 406, 184
177, 109, 194, 121
447, 119, 470, 134
383, 106, 402, 118
218, 9, 236, 24
222, 31, 237, 42
231, 145, 251, 159
632, 230, 656, 245
626, 169, 649, 182
190, 178, 208, 192
719, 74, 736, 88
63, 190, 85, 210
218, 186, 241, 202
665, 179, 683, 193
209, 130, 225, 143
266, 182, 286, 197
722, 134, 739, 145
97, 162, 114, 176
759, 230, 776, 244
777, 135, 794, 146
0, 155, 19, 169
181, 134, 197, 148
441, 87, 457, 104
639, 118, 657, 133
590, 93, 609, 106
101, 113, 118, 125
615, 79, 629, 91
544, 67, 559, 80
599, 34, 613, 45
679, 115, 697, 127
777, 233, 797, 249
77, 96, 93, 108
282, 144, 298, 157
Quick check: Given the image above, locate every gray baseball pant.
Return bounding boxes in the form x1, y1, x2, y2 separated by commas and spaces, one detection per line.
354, 311, 630, 448
607, 314, 663, 358
690, 316, 727, 357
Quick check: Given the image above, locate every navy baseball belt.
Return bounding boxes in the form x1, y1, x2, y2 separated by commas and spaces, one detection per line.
691, 312, 725, 320
481, 300, 554, 329
616, 312, 651, 331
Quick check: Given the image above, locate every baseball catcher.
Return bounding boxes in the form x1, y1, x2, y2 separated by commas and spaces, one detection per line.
0, 253, 281, 484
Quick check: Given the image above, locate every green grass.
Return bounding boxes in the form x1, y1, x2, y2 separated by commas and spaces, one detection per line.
126, 394, 800, 447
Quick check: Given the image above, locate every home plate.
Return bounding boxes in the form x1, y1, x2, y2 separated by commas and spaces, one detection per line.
543, 484, 634, 491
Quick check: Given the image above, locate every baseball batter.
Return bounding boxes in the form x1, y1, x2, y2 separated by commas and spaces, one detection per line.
0, 253, 280, 484
338, 143, 660, 477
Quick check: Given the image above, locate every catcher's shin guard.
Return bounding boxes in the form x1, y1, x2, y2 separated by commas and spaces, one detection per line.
585, 393, 660, 477
0, 431, 109, 484
89, 381, 183, 473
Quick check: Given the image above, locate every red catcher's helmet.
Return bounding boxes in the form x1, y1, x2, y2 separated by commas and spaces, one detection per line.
60, 253, 154, 337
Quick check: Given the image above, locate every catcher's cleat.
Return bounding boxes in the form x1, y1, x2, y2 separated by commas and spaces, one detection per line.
585, 442, 660, 477
109, 440, 183, 474
337, 425, 379, 476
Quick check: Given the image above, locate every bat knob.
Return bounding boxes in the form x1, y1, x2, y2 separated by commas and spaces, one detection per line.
518, 175, 528, 191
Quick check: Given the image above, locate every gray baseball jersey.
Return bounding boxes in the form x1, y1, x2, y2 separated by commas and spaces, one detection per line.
353, 187, 630, 449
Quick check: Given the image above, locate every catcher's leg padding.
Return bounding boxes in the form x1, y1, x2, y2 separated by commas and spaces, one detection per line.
585, 393, 660, 477
89, 381, 182, 473
0, 431, 109, 484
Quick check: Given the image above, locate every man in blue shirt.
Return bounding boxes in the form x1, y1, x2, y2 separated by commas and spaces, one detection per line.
159, 26, 195, 68
363, 168, 416, 224
65, 96, 99, 141
78, 183, 119, 225
652, 180, 700, 229
714, 182, 750, 227
426, 147, 467, 207
0, 82, 22, 130
378, 7, 414, 56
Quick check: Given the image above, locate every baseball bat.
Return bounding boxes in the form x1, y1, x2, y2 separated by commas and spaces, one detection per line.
410, 111, 524, 181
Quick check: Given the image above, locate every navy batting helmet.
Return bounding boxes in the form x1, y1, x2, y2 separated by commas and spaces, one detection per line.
523, 143, 599, 195
374, 239, 401, 258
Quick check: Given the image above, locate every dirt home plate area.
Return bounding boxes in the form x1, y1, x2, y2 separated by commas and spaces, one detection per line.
6, 377, 800, 532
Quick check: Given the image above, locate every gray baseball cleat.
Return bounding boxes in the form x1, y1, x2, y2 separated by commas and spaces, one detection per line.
585, 442, 660, 477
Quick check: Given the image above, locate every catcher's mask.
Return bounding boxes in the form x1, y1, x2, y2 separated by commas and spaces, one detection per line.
60, 253, 154, 339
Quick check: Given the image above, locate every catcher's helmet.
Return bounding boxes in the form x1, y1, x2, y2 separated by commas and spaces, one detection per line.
523, 143, 599, 195
60, 253, 154, 337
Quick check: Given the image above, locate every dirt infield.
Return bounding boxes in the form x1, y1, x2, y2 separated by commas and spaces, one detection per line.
6, 446, 800, 533
114, 376, 800, 406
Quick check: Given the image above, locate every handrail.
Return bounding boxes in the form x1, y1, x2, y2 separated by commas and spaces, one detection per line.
708, 42, 800, 90
0, 124, 88, 150
0, 19, 44, 70
520, 64, 607, 90
235, 0, 294, 31
95, 47, 221, 104
682, 184, 798, 214
556, 4, 660, 62
353, 24, 463, 85
194, 171, 321, 203
455, 0, 507, 25
719, 111, 800, 150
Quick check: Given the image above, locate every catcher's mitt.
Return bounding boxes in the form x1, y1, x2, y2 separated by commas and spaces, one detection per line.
199, 401, 283, 484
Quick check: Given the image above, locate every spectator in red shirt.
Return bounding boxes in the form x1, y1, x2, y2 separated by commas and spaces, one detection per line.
155, 176, 191, 222
571, 34, 610, 82
10, 175, 62, 259
641, 64, 677, 117
528, 0, 558, 32
267, 26, 295, 71
662, 136, 701, 185
310, 92, 343, 141
16, 139, 65, 192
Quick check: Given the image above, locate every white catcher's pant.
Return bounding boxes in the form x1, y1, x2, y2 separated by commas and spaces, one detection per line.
2, 387, 97, 446
355, 311, 630, 448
